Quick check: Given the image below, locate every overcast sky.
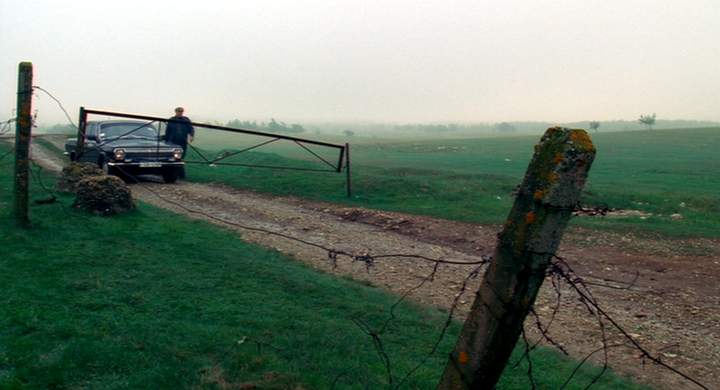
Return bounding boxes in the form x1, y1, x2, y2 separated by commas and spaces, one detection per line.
1, 0, 719, 125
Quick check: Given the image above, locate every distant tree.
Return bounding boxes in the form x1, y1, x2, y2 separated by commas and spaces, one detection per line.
394, 123, 458, 133
343, 130, 355, 137
226, 118, 304, 134
494, 122, 516, 133
639, 113, 656, 130
268, 118, 281, 132
589, 121, 600, 133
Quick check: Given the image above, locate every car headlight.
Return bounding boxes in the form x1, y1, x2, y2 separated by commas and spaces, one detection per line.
172, 148, 183, 160
113, 148, 126, 161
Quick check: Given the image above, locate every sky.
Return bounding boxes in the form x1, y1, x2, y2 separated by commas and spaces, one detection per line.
1, 0, 719, 125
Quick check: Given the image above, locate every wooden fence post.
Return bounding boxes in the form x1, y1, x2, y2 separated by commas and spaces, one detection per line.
345, 142, 352, 197
14, 61, 33, 228
437, 127, 596, 389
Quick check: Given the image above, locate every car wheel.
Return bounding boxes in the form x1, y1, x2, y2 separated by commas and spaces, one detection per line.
162, 168, 179, 184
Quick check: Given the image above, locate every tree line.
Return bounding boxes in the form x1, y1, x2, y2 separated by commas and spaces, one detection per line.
226, 118, 305, 134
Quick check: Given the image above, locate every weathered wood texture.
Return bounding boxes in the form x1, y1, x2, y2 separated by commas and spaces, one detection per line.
14, 62, 33, 228
75, 106, 86, 158
438, 127, 596, 389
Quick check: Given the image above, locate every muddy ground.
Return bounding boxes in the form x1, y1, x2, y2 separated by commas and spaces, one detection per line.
22, 135, 720, 389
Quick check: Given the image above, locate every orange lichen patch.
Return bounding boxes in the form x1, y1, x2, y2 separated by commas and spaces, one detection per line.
553, 152, 564, 165
525, 211, 536, 224
17, 117, 31, 128
569, 130, 595, 152
548, 171, 559, 184
458, 351, 469, 364
533, 189, 545, 201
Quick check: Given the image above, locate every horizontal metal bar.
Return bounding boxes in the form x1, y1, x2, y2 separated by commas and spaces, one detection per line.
83, 108, 345, 150
184, 160, 337, 173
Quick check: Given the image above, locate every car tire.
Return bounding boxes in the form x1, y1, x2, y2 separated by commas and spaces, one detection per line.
162, 168, 179, 184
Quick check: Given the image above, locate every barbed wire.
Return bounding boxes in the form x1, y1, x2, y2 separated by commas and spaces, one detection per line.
572, 203, 612, 217
393, 264, 483, 389
27, 159, 56, 205
26, 86, 710, 390
549, 255, 710, 390
0, 146, 15, 166
0, 117, 15, 136
520, 327, 538, 390
32, 86, 77, 129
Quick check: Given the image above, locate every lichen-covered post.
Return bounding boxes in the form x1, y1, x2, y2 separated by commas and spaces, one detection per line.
437, 127, 596, 389
14, 62, 33, 228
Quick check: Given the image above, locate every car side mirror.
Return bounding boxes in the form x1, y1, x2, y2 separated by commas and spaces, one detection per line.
86, 134, 97, 142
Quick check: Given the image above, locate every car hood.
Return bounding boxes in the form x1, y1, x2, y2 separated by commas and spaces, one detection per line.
101, 138, 180, 150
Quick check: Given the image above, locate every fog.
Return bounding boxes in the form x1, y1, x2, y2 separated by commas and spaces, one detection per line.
1, 0, 719, 128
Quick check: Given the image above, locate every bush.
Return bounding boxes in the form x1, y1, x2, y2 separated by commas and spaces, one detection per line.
57, 162, 104, 193
73, 175, 134, 215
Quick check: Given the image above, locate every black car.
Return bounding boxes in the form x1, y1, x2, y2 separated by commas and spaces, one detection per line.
65, 120, 185, 183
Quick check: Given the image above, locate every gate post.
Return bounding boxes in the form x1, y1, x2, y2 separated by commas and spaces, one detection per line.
438, 127, 596, 389
345, 142, 351, 198
75, 106, 87, 159
14, 62, 33, 228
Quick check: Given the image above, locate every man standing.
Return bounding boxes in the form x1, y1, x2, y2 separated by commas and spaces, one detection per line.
165, 107, 194, 157
165, 107, 194, 178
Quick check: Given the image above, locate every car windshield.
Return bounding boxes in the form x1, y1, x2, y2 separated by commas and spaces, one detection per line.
99, 123, 158, 140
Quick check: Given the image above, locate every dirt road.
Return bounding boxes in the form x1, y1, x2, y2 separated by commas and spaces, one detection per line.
25, 135, 720, 389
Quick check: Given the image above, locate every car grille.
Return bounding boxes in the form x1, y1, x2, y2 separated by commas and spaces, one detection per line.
125, 148, 176, 158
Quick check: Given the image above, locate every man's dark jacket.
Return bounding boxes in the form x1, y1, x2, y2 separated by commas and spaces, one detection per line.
164, 116, 194, 148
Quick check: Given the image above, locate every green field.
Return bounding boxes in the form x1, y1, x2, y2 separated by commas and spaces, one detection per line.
0, 143, 645, 388
185, 127, 720, 238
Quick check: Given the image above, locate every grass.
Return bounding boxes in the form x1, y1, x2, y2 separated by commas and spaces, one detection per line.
184, 127, 720, 238
0, 142, 645, 388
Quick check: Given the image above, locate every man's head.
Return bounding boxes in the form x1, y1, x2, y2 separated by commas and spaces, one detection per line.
174, 107, 185, 117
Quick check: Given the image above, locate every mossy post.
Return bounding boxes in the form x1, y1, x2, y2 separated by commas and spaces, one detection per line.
14, 62, 33, 228
437, 127, 596, 389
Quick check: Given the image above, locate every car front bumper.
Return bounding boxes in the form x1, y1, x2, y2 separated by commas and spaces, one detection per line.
107, 161, 184, 168
107, 161, 184, 175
